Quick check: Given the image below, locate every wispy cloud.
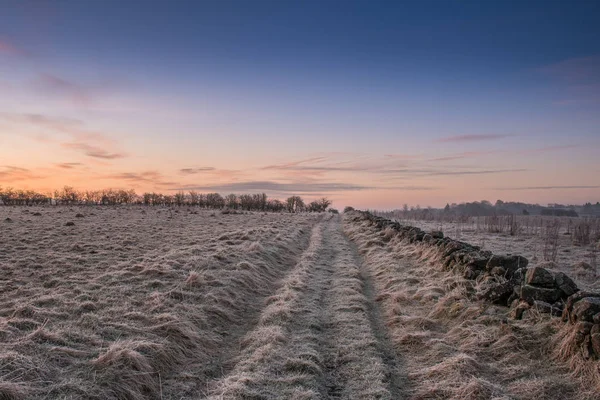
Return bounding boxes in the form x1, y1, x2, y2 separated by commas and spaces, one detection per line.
264, 164, 374, 173
179, 168, 245, 180
426, 168, 527, 176
61, 143, 126, 159
176, 179, 439, 194
105, 171, 178, 187
262, 155, 408, 175
495, 185, 600, 191
258, 154, 531, 187
0, 37, 29, 57
55, 162, 84, 169
261, 156, 329, 170
429, 151, 499, 162
375, 167, 528, 178
540, 56, 600, 84
540, 56, 600, 105
0, 166, 43, 182
435, 134, 513, 143
0, 38, 20, 55
0, 112, 127, 160
33, 73, 91, 105
179, 167, 216, 175
519, 144, 580, 154
0, 112, 82, 131
177, 181, 375, 193
384, 153, 423, 159
429, 155, 469, 162
429, 145, 581, 162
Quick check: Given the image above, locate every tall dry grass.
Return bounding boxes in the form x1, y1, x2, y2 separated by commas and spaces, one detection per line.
0, 207, 322, 399
343, 211, 591, 399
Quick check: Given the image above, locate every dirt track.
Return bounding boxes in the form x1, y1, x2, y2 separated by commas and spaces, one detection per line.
208, 215, 408, 399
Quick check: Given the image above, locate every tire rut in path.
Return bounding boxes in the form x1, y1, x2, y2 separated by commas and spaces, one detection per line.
166, 219, 319, 397
207, 216, 410, 399
205, 219, 333, 398
319, 218, 410, 399
348, 241, 411, 399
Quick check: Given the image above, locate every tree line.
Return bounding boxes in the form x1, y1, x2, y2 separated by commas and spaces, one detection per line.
0, 186, 332, 212
375, 199, 597, 220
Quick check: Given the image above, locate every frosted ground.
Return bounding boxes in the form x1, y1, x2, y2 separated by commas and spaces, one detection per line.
0, 207, 597, 399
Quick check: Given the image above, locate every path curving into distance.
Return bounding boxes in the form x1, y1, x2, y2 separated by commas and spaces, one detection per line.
206, 215, 409, 399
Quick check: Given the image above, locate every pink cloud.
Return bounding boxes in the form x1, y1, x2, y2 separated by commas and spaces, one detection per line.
384, 153, 423, 159
0, 166, 44, 182
104, 171, 179, 187
55, 162, 84, 169
61, 143, 126, 159
179, 167, 216, 175
262, 156, 329, 170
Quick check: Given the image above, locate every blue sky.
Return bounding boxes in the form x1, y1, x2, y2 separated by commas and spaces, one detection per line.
1, 0, 599, 208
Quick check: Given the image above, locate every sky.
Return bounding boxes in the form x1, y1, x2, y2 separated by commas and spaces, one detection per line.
1, 0, 599, 209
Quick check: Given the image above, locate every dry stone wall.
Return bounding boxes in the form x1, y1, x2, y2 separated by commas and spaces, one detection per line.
349, 210, 600, 360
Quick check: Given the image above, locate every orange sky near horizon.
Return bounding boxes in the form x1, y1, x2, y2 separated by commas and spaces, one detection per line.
2, 138, 599, 209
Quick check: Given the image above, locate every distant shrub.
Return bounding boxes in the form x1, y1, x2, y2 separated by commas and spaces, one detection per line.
0, 184, 309, 214
541, 209, 578, 217
307, 198, 331, 212
343, 206, 355, 213
573, 219, 592, 246
543, 220, 560, 262
286, 196, 305, 213
328, 208, 339, 214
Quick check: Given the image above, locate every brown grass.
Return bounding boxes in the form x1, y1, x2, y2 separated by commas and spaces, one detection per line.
2, 204, 597, 399
0, 206, 321, 398
552, 323, 600, 398
343, 211, 589, 399
0, 382, 26, 400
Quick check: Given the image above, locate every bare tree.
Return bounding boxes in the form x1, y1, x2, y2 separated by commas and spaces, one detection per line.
267, 199, 285, 212
307, 197, 331, 212
189, 191, 200, 206
206, 193, 224, 209
174, 191, 186, 206
239, 194, 253, 210
0, 184, 308, 213
286, 196, 305, 213
225, 194, 239, 209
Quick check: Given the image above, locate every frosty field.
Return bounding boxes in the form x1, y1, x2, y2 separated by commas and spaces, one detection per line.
400, 217, 600, 292
0, 207, 598, 399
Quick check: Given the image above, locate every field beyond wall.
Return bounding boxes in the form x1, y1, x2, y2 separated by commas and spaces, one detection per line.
391, 215, 600, 292
0, 206, 597, 399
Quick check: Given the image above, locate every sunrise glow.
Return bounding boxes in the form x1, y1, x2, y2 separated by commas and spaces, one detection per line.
1, 1, 599, 209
